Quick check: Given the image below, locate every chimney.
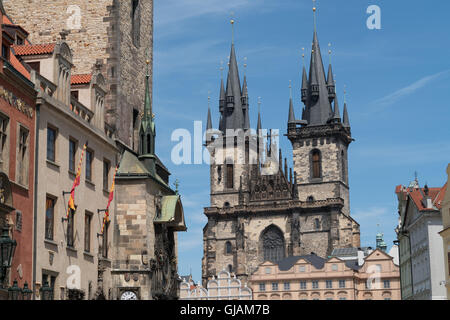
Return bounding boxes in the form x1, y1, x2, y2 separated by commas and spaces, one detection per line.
357, 249, 365, 266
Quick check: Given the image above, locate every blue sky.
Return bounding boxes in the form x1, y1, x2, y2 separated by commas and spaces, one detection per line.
152, 0, 450, 283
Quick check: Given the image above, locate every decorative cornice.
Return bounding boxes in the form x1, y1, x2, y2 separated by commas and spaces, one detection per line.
287, 123, 353, 144
0, 84, 34, 118
204, 197, 344, 216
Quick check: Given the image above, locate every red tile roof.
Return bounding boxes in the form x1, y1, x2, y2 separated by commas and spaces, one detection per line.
396, 183, 446, 211
71, 74, 92, 85
12, 43, 55, 56
9, 50, 30, 79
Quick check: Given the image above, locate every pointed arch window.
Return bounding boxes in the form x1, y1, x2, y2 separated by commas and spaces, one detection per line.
146, 134, 151, 154
131, 0, 141, 47
225, 241, 232, 255
311, 149, 322, 179
261, 225, 285, 262
226, 164, 234, 189
341, 150, 346, 181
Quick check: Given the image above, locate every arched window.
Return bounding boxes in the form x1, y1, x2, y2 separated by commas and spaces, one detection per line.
146, 134, 151, 154
226, 164, 234, 189
131, 0, 141, 47
228, 264, 233, 273
307, 196, 315, 203
341, 150, 346, 181
311, 150, 322, 179
225, 241, 232, 255
261, 225, 285, 262
314, 218, 320, 230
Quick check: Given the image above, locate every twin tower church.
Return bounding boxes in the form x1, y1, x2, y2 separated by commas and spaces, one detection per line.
202, 17, 360, 284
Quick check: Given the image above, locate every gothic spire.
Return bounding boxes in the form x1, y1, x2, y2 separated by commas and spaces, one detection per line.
257, 97, 262, 132
332, 93, 341, 122
288, 81, 296, 125
343, 102, 350, 128
206, 95, 213, 131
242, 74, 250, 130
138, 55, 157, 175
302, 5, 334, 127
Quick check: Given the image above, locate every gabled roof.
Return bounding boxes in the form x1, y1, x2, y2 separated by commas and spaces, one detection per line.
71, 74, 92, 85
12, 43, 55, 56
408, 186, 443, 211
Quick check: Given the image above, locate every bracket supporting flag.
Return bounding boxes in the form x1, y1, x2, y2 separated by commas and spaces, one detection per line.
66, 143, 87, 218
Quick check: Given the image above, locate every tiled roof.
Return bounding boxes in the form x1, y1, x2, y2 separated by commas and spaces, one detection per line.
71, 74, 92, 85
12, 43, 55, 56
9, 50, 30, 79
408, 187, 443, 211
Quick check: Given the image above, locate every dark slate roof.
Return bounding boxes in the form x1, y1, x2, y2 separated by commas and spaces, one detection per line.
344, 259, 362, 271
303, 30, 333, 126
277, 255, 326, 271
331, 247, 358, 257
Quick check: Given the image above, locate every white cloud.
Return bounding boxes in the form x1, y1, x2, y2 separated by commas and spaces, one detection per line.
155, 0, 261, 28
372, 70, 450, 108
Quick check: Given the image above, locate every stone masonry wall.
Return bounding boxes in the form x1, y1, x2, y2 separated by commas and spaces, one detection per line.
4, 0, 154, 148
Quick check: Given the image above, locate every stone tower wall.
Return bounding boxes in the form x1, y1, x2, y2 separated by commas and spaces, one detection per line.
3, 0, 154, 148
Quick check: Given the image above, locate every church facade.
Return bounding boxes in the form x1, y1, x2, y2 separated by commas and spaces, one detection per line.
202, 20, 360, 285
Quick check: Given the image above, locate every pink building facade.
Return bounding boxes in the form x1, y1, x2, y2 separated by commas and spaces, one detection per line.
249, 249, 400, 300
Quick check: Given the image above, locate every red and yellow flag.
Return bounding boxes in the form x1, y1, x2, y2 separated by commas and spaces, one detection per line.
101, 164, 119, 234
67, 143, 87, 218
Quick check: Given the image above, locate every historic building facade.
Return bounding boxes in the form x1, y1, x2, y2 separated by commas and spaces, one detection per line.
13, 34, 119, 299
4, 0, 154, 149
202, 16, 360, 285
111, 61, 186, 300
180, 269, 252, 300
0, 5, 37, 298
249, 249, 400, 300
395, 179, 447, 300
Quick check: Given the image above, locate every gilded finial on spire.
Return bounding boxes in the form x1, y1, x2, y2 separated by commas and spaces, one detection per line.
230, 12, 236, 44
301, 47, 305, 65
328, 42, 332, 64
145, 47, 150, 76
344, 84, 347, 103
313, 0, 317, 31
208, 90, 211, 108
258, 96, 262, 113
289, 80, 293, 99
220, 60, 224, 78
243, 56, 247, 76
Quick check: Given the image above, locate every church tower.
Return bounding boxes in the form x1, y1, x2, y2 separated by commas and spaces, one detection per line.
3, 0, 153, 150
287, 7, 353, 216
202, 15, 360, 286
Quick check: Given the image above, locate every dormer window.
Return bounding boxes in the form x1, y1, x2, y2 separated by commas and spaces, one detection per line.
16, 36, 24, 45
2, 44, 9, 60
226, 96, 234, 104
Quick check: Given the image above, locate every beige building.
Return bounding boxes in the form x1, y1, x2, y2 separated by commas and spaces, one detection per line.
249, 249, 400, 300
439, 165, 450, 299
180, 269, 252, 300
14, 36, 118, 299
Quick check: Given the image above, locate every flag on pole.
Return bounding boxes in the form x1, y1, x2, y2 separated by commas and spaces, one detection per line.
67, 143, 87, 218
101, 164, 119, 234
